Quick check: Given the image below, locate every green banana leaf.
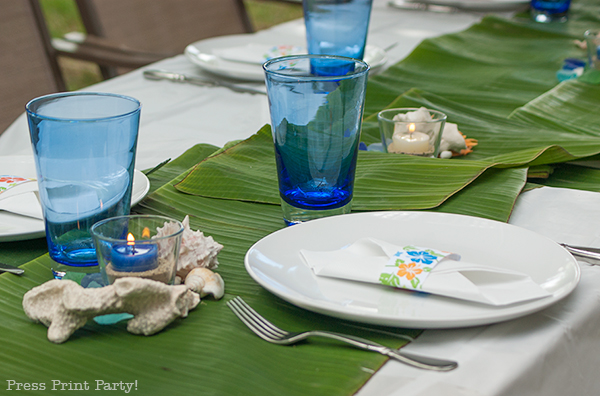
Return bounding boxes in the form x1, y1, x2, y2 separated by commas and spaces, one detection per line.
430, 167, 528, 222
175, 125, 516, 212
143, 144, 219, 195
363, 5, 600, 120
535, 162, 600, 192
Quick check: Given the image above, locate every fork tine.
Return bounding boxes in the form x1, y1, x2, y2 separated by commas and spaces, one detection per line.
227, 300, 272, 341
230, 298, 285, 339
232, 297, 288, 337
228, 297, 287, 339
227, 298, 283, 341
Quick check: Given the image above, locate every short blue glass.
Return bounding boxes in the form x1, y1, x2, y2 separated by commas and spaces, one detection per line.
263, 55, 369, 225
530, 0, 571, 23
304, 0, 373, 61
26, 92, 141, 266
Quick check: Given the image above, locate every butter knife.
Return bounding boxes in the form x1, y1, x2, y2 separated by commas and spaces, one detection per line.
560, 244, 600, 264
143, 69, 267, 95
0, 262, 25, 275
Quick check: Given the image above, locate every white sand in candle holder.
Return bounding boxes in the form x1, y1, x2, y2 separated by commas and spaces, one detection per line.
105, 257, 176, 285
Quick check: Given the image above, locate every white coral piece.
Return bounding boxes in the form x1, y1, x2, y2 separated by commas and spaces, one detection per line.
22, 278, 200, 344
184, 267, 225, 300
156, 215, 223, 279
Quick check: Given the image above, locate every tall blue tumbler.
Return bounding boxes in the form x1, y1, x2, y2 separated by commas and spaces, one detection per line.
264, 55, 369, 225
26, 92, 141, 266
303, 0, 373, 61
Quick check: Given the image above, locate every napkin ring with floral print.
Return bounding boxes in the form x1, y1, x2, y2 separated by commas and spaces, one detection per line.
379, 246, 459, 290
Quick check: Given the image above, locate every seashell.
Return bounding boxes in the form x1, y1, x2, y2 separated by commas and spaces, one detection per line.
439, 122, 467, 153
185, 272, 205, 293
184, 267, 225, 300
155, 215, 224, 279
22, 278, 200, 343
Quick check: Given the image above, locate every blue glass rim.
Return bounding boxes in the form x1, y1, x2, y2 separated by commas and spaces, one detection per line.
90, 214, 184, 244
26, 92, 141, 122
263, 54, 370, 80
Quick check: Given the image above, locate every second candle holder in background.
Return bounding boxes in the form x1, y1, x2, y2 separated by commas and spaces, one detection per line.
378, 108, 447, 158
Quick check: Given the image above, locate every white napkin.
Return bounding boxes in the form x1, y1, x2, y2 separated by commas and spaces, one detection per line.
300, 238, 552, 306
0, 177, 43, 220
212, 44, 305, 65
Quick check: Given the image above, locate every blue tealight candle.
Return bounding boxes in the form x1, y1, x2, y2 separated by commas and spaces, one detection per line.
110, 233, 159, 272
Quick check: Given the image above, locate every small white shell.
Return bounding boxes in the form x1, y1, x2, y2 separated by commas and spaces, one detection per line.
184, 268, 225, 300
185, 272, 205, 293
439, 150, 453, 159
439, 122, 467, 153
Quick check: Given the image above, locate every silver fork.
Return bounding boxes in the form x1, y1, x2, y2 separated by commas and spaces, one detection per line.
227, 296, 458, 371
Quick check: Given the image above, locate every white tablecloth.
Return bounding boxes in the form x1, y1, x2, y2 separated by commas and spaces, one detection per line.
1, 1, 599, 394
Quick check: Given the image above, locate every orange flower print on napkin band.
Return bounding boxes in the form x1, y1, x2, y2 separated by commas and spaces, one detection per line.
397, 262, 422, 281
379, 246, 453, 290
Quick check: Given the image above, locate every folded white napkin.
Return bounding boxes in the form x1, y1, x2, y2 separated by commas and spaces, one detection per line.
212, 44, 305, 65
0, 176, 43, 220
300, 238, 551, 306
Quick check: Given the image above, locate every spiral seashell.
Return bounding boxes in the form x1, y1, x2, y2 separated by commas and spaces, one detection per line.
184, 268, 224, 300
155, 215, 224, 279
184, 271, 205, 293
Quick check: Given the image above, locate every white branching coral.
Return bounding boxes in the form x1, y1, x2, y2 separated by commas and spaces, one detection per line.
22, 278, 200, 344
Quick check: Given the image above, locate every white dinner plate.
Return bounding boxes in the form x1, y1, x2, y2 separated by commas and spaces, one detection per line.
185, 34, 387, 82
392, 0, 529, 12
0, 156, 150, 242
245, 211, 580, 329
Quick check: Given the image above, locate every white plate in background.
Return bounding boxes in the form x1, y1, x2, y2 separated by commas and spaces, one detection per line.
0, 156, 150, 242
185, 34, 387, 81
389, 0, 529, 12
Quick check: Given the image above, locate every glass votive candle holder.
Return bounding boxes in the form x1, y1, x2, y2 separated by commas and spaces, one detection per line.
378, 108, 447, 157
585, 30, 600, 70
90, 215, 184, 285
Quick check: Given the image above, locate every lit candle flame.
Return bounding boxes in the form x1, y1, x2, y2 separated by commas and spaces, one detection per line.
127, 233, 135, 246
142, 227, 151, 239
408, 123, 416, 133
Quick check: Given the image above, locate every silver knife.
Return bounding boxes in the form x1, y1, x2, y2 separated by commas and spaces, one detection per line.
143, 69, 267, 95
560, 244, 600, 264
0, 262, 25, 275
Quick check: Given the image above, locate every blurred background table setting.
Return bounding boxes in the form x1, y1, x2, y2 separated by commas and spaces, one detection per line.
1, 0, 600, 395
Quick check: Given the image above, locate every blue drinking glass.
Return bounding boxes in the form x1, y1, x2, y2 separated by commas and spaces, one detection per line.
263, 55, 369, 225
26, 92, 141, 266
303, 0, 373, 61
530, 0, 571, 23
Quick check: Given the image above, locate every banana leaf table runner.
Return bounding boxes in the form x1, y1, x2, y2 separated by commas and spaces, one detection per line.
2, 2, 600, 394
